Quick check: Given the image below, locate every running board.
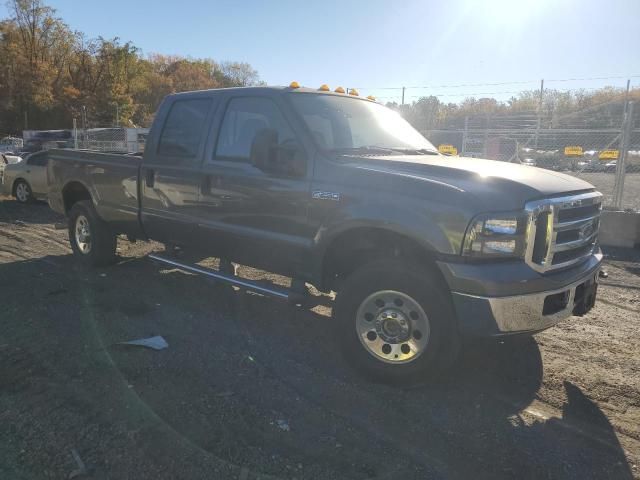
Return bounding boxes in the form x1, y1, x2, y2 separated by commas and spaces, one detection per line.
148, 254, 292, 301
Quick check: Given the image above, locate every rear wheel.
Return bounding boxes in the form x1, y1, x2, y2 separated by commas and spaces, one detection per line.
334, 259, 459, 383
14, 180, 33, 203
68, 200, 117, 267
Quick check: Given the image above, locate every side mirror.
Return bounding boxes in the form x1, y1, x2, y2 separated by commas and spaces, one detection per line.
250, 128, 278, 171
250, 129, 306, 177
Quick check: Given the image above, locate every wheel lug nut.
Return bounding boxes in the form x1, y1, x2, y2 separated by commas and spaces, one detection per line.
391, 313, 397, 318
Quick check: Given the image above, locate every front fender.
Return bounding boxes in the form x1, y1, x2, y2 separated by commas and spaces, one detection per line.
309, 198, 471, 283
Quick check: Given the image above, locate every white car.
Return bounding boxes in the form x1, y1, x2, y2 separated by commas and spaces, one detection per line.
0, 153, 22, 185
1, 151, 49, 203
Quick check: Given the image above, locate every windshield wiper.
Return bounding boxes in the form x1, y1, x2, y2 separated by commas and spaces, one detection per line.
332, 146, 440, 156
331, 146, 397, 155
389, 148, 440, 155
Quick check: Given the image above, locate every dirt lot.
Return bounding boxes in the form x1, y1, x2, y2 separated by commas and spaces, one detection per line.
1, 196, 639, 480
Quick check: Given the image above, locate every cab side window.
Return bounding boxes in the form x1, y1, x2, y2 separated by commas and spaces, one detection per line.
157, 99, 212, 159
215, 97, 295, 161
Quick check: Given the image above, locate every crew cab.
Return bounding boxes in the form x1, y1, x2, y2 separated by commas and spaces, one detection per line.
47, 85, 602, 381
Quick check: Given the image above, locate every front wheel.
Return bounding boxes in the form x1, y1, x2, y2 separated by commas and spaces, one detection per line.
68, 200, 117, 267
334, 259, 459, 383
14, 180, 33, 203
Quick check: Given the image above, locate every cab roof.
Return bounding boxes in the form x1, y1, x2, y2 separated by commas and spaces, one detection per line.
170, 85, 372, 101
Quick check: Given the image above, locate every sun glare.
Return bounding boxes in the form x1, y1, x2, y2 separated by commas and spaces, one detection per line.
474, 0, 551, 27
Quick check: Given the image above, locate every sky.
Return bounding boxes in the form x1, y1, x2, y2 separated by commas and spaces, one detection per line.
1, 0, 639, 103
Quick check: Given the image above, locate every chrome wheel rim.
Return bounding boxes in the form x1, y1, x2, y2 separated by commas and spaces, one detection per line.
356, 290, 430, 364
16, 183, 28, 202
75, 215, 92, 254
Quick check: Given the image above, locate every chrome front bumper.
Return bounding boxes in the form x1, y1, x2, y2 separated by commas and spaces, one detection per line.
451, 263, 601, 336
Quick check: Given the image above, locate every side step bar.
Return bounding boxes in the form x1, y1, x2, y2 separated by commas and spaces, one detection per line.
148, 254, 293, 301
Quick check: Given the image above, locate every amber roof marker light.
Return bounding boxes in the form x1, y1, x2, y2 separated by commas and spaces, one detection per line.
318, 84, 330, 91
349, 88, 359, 96
334, 86, 345, 93
289, 81, 300, 89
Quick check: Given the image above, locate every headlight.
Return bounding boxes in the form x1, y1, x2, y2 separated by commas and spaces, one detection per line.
462, 212, 528, 258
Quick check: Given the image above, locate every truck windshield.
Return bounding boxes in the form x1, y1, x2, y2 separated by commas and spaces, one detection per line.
288, 93, 437, 154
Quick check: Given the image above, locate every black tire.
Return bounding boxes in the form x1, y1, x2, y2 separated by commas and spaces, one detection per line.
334, 259, 459, 383
14, 179, 33, 203
68, 200, 117, 267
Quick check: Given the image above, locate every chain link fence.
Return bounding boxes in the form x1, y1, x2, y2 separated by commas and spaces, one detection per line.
424, 103, 639, 212
23, 127, 148, 154
76, 128, 148, 153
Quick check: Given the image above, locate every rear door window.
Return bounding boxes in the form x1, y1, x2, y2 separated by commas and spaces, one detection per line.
157, 99, 213, 159
27, 153, 48, 166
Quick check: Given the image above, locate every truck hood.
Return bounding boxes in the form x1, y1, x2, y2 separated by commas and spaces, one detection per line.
341, 154, 595, 211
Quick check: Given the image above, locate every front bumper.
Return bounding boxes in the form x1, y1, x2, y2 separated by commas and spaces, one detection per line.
441, 252, 602, 336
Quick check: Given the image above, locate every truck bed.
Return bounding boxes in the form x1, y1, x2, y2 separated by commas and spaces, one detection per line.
47, 149, 143, 235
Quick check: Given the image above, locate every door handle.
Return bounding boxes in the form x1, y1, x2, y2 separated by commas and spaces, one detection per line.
201, 174, 220, 194
145, 169, 155, 188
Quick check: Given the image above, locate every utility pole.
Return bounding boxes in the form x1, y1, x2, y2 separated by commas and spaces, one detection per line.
115, 104, 120, 127
24, 111, 28, 131
401, 86, 406, 106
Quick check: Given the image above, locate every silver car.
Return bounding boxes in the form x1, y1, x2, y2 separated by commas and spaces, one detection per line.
1, 151, 49, 203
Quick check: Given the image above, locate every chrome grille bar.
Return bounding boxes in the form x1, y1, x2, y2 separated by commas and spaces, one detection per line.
552, 232, 598, 252
525, 191, 602, 273
555, 212, 601, 232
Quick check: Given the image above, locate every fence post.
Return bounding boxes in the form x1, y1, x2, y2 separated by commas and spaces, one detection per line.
462, 116, 469, 155
534, 79, 544, 149
483, 114, 489, 156
613, 101, 633, 210
73, 118, 78, 149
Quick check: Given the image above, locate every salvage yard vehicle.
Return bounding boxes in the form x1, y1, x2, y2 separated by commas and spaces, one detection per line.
46, 84, 603, 381
1, 151, 49, 203
1, 153, 22, 184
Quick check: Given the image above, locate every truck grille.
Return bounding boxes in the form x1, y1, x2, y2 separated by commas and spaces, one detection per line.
525, 191, 602, 273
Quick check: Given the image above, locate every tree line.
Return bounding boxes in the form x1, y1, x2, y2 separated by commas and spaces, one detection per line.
388, 86, 640, 132
0, 0, 262, 134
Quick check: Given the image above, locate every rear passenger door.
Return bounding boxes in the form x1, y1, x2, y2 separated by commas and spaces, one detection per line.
140, 96, 216, 246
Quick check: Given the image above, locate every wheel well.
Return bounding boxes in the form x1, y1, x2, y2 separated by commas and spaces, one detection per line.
62, 182, 92, 213
322, 228, 440, 292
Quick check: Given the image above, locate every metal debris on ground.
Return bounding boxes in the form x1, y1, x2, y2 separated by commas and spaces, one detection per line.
275, 419, 290, 431
214, 391, 234, 397
68, 449, 87, 479
117, 336, 168, 351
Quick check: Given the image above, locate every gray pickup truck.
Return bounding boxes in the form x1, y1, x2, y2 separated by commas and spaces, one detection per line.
47, 85, 602, 381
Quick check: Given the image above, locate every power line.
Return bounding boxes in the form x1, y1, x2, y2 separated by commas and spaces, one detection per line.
354, 75, 640, 92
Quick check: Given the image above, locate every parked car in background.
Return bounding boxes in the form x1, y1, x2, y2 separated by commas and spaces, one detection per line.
0, 153, 22, 185
1, 150, 49, 203
520, 157, 537, 167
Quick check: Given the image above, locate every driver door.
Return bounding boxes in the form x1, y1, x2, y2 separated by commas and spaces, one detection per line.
195, 95, 313, 276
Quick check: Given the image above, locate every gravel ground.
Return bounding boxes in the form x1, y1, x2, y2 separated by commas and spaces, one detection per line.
567, 172, 640, 211
0, 197, 639, 479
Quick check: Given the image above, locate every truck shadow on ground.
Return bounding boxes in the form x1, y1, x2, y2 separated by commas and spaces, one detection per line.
0, 198, 63, 225
0, 253, 634, 480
